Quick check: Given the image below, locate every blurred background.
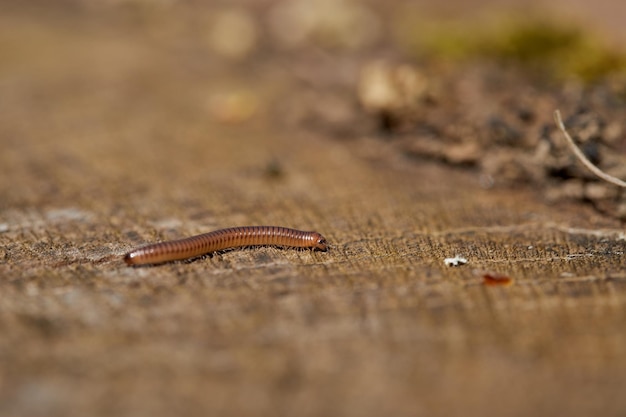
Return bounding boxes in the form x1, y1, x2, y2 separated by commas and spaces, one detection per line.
1, 0, 625, 212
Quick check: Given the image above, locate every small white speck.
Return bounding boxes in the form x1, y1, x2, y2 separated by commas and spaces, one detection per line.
444, 255, 468, 267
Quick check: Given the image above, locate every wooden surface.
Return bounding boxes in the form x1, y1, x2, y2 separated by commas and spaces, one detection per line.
1, 4, 625, 417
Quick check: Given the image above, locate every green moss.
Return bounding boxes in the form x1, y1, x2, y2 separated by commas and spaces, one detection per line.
397, 15, 626, 83
561, 42, 626, 83
480, 20, 582, 62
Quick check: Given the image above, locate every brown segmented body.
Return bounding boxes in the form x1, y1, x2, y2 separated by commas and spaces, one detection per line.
124, 226, 328, 266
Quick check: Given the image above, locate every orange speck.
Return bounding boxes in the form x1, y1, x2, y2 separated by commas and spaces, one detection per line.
482, 273, 514, 286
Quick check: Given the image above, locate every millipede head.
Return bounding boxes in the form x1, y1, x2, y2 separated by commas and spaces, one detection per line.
313, 232, 328, 251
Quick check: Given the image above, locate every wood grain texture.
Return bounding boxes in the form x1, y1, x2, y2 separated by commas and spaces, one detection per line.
0, 5, 625, 417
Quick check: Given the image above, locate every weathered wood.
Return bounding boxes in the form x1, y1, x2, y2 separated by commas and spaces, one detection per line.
0, 6, 625, 417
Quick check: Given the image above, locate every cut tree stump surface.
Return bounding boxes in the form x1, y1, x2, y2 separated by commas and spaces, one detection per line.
0, 4, 625, 417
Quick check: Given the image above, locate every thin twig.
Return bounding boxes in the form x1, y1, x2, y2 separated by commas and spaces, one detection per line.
554, 109, 626, 188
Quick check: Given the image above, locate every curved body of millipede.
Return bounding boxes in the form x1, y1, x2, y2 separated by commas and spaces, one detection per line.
124, 226, 328, 266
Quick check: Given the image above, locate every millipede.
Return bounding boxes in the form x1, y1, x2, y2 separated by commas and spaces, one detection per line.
124, 225, 328, 266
